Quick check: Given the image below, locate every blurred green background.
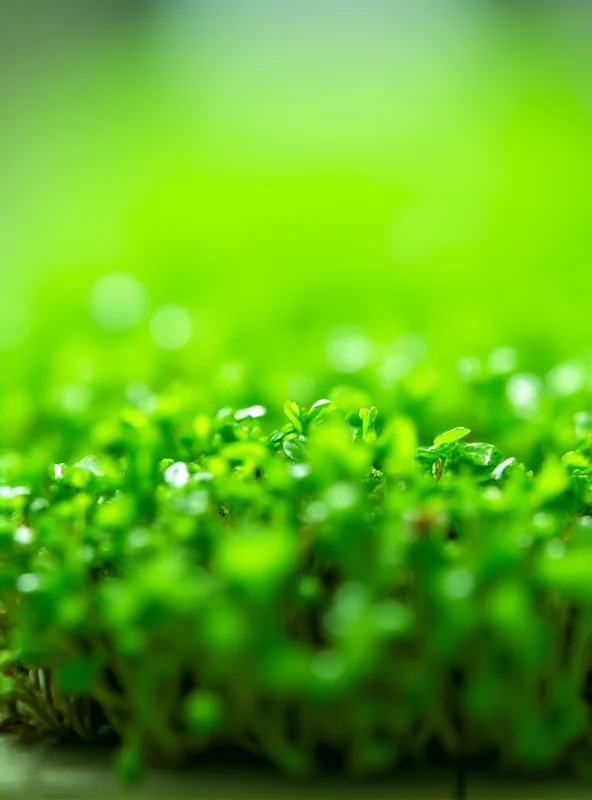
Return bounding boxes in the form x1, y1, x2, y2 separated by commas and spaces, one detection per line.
2, 0, 592, 447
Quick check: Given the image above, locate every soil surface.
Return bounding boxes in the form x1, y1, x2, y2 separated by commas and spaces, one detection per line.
0, 735, 590, 799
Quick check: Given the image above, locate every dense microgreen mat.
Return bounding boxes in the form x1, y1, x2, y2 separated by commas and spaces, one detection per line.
2, 361, 592, 781
6, 3, 592, 790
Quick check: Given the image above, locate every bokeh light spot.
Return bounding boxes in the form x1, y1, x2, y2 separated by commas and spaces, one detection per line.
89, 273, 148, 332
150, 305, 193, 350
326, 326, 372, 374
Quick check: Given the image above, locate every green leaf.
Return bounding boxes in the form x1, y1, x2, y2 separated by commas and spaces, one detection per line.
307, 398, 333, 421
461, 442, 496, 466
184, 691, 224, 736
492, 456, 518, 480
434, 427, 471, 447
359, 406, 378, 443
562, 451, 590, 470
283, 401, 303, 434
416, 446, 438, 465
283, 439, 305, 462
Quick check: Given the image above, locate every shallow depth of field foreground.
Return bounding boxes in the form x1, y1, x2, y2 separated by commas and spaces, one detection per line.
3, 2, 592, 798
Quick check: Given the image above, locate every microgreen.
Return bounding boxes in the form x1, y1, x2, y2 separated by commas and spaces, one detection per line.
2, 375, 592, 782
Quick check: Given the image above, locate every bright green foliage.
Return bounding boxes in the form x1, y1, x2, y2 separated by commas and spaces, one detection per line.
434, 427, 471, 447
2, 376, 592, 781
